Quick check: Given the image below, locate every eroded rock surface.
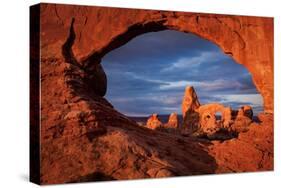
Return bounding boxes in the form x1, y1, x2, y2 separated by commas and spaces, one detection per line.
182, 86, 200, 119
37, 3, 274, 184
40, 3, 273, 113
182, 86, 201, 132
197, 103, 233, 134
209, 113, 273, 172
181, 89, 234, 135
238, 105, 253, 119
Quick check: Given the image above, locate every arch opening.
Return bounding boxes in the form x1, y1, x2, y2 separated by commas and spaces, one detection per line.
100, 30, 263, 126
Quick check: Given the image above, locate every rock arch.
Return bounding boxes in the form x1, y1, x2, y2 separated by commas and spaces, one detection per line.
37, 4, 274, 183
41, 4, 273, 113
197, 104, 232, 132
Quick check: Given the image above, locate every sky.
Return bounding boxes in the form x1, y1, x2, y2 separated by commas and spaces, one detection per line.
102, 30, 263, 117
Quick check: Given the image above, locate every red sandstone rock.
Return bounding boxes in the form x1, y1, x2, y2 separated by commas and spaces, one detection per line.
40, 3, 273, 113
191, 103, 233, 134
199, 111, 218, 134
229, 105, 253, 133
146, 114, 163, 130
231, 116, 252, 133
166, 112, 179, 128
209, 113, 273, 172
181, 86, 201, 132
182, 110, 200, 133
35, 3, 274, 184
237, 105, 253, 119
221, 107, 233, 128
182, 86, 200, 119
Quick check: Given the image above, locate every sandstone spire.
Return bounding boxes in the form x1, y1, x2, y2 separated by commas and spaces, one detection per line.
182, 86, 200, 119
166, 112, 179, 128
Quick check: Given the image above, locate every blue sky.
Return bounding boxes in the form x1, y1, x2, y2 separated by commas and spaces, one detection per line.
102, 30, 263, 116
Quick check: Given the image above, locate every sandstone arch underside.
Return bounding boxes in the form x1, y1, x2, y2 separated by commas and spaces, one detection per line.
41, 3, 273, 113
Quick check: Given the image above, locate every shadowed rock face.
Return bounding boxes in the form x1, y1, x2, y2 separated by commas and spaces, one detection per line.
37, 3, 273, 184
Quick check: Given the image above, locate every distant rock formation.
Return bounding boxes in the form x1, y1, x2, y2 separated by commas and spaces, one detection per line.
182, 86, 200, 119
180, 86, 258, 138
146, 114, 162, 130
199, 110, 219, 135
181, 87, 232, 134
166, 112, 179, 128
231, 106, 254, 133
238, 105, 253, 119
221, 107, 233, 128
197, 103, 233, 135
182, 86, 201, 132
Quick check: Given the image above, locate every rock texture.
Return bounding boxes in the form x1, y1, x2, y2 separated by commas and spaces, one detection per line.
221, 107, 233, 128
182, 86, 201, 132
238, 105, 253, 119
197, 103, 233, 134
209, 113, 273, 172
182, 86, 201, 119
146, 114, 163, 130
181, 89, 233, 134
199, 110, 219, 134
231, 106, 254, 133
36, 3, 274, 184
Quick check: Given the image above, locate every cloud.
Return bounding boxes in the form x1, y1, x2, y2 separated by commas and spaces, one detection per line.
161, 51, 224, 72
215, 94, 263, 108
158, 79, 243, 92
102, 30, 263, 116
159, 80, 199, 90
107, 95, 183, 116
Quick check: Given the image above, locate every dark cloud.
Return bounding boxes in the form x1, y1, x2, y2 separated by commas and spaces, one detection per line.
102, 30, 263, 116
